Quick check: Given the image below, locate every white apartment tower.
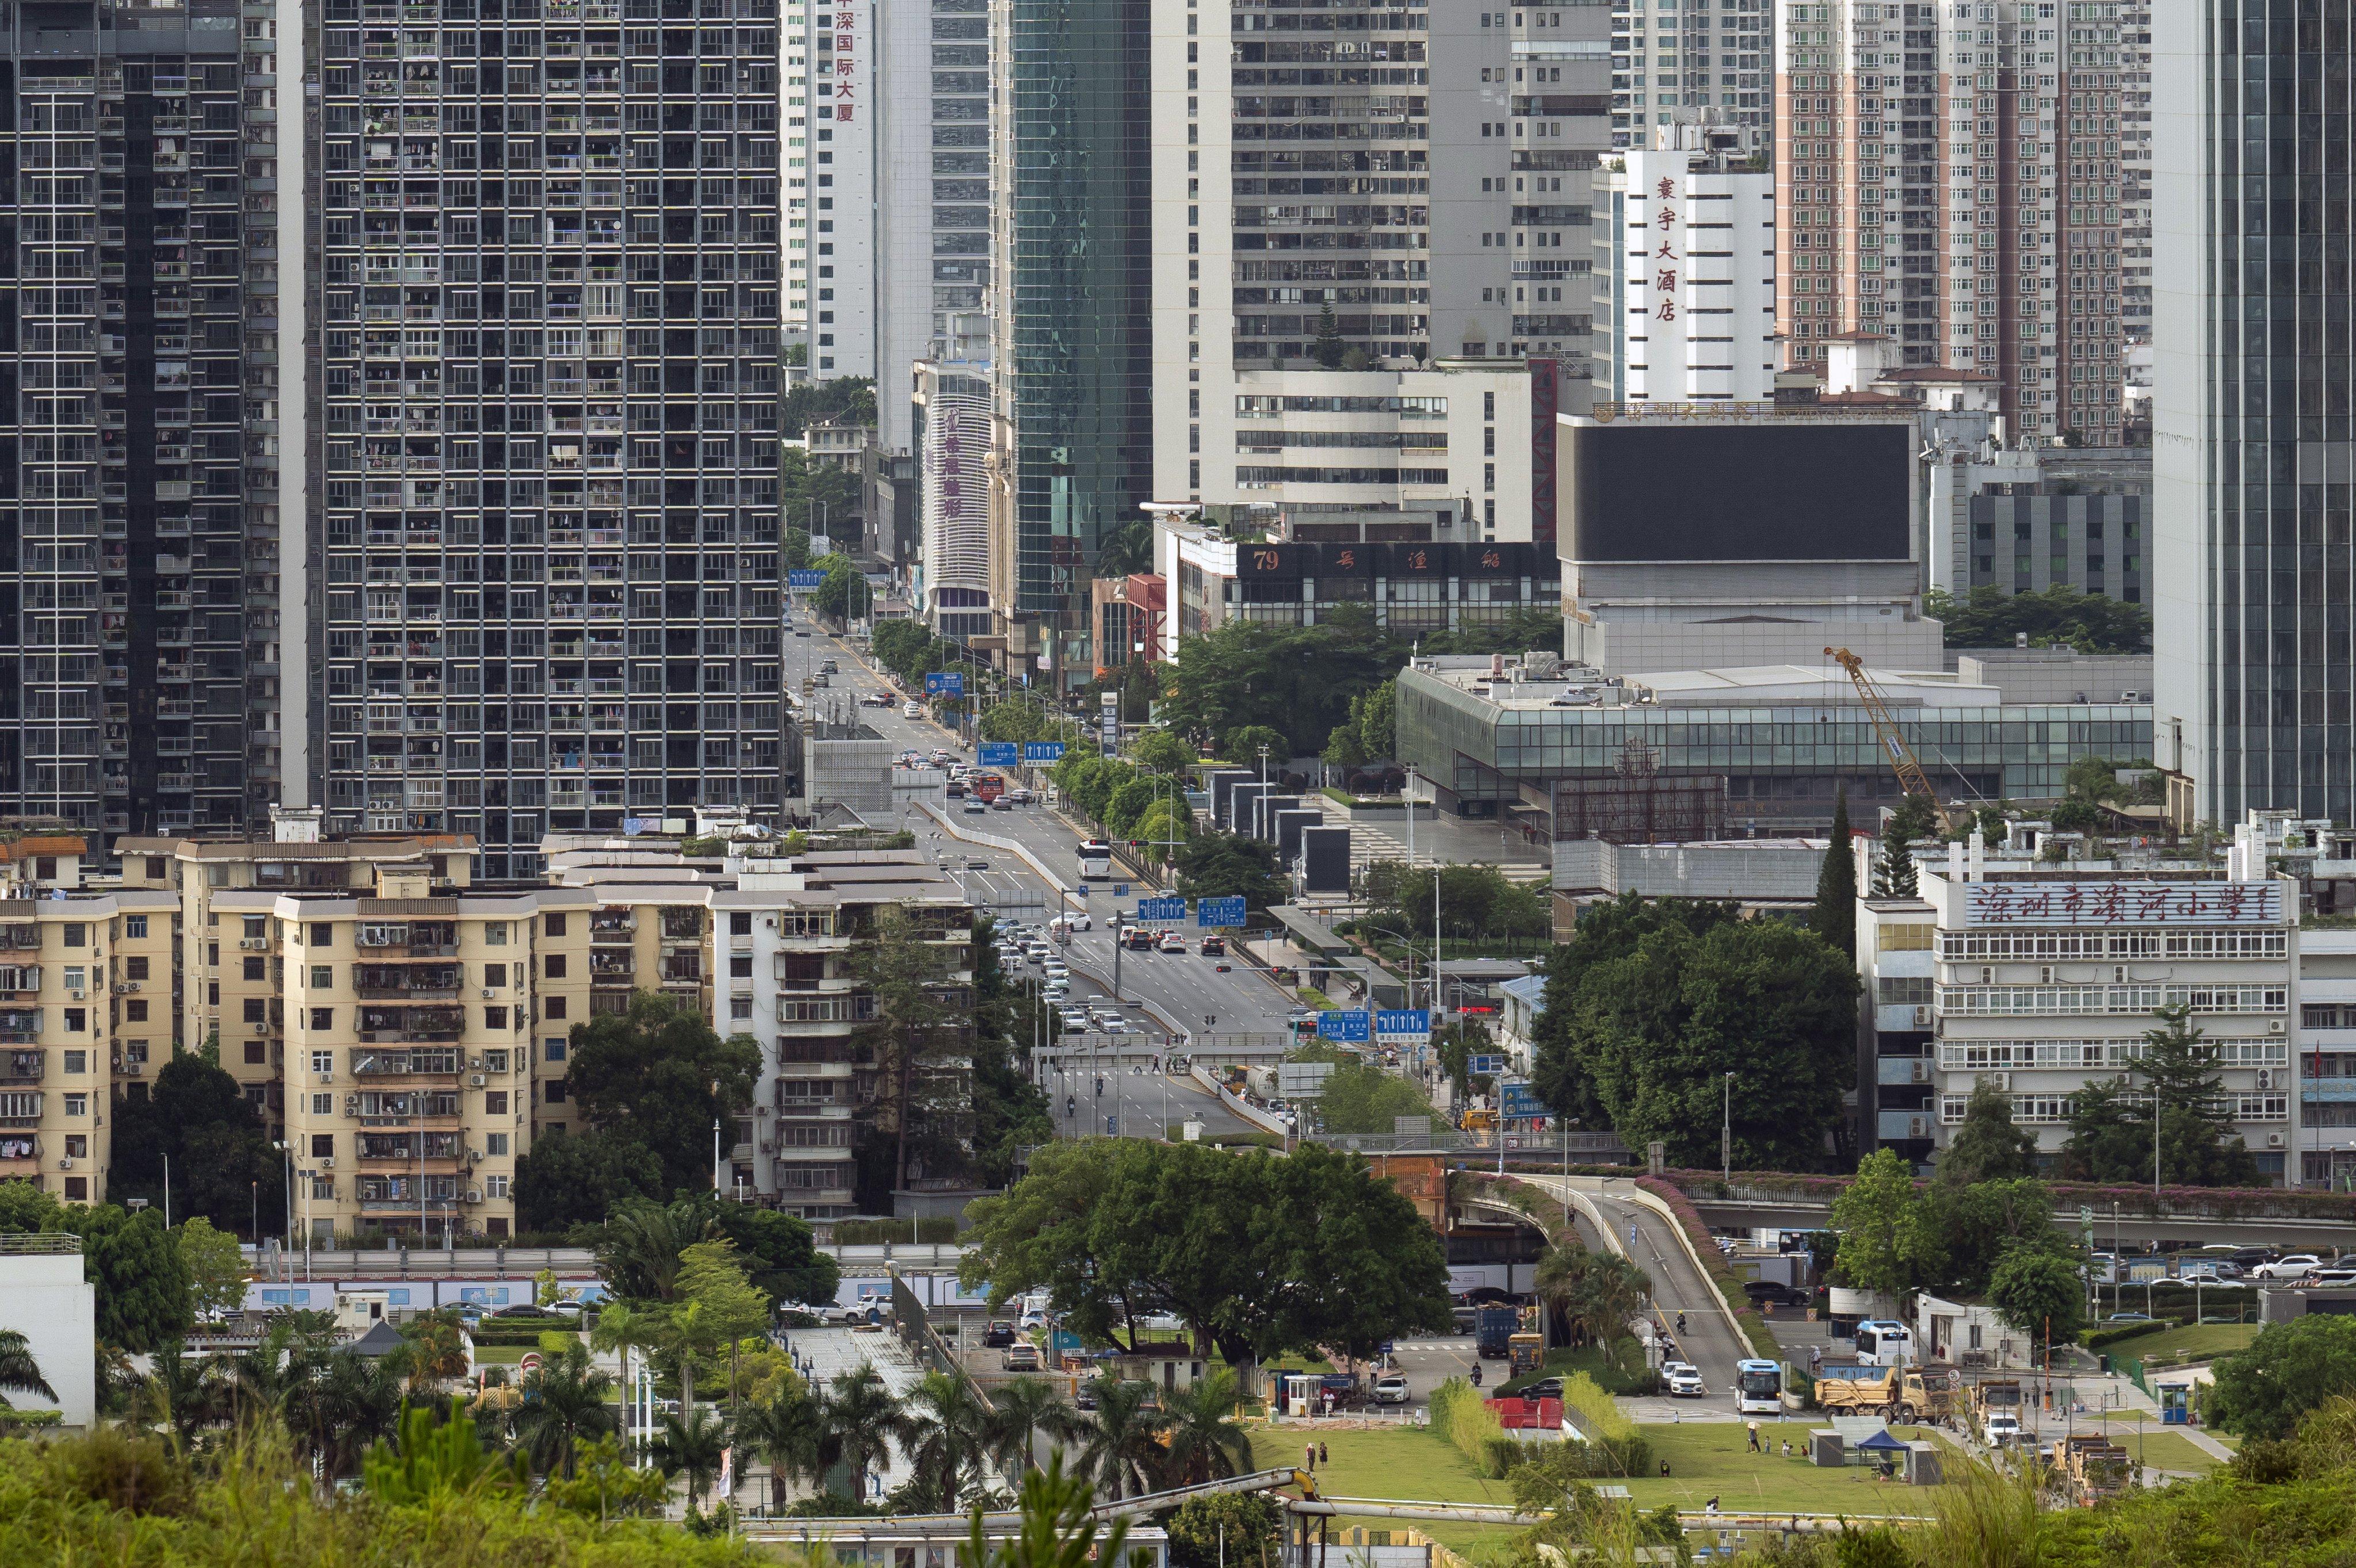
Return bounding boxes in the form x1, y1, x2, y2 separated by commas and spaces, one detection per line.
1594, 133, 1778, 403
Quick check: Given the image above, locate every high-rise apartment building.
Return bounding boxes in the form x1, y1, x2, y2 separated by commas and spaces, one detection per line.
2152, 0, 2347, 825
0, 18, 285, 841
1610, 1, 1773, 148
1773, 0, 2137, 447
986, 0, 1150, 686
1154, 0, 1609, 541
785, 0, 872, 378
310, 4, 786, 878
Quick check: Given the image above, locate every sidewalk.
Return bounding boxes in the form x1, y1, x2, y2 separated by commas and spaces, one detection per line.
751, 1326, 931, 1509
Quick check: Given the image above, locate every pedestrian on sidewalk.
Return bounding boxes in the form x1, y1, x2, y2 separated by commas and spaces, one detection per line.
1747, 1421, 1761, 1453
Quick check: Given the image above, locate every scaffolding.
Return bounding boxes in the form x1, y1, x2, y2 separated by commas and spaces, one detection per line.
1548, 739, 1729, 844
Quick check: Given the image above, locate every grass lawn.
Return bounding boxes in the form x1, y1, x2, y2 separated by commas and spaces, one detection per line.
1498, 1339, 1655, 1398
2101, 1431, 2223, 1474
2132, 1322, 2259, 1366
1285, 1421, 1957, 1549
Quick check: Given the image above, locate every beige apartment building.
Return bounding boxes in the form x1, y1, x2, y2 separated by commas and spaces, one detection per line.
0, 885, 178, 1204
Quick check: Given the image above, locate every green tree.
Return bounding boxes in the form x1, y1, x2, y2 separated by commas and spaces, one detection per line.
1156, 1368, 1253, 1486
902, 1369, 991, 1510
68, 1204, 193, 1352
1174, 831, 1286, 913
1095, 518, 1156, 578
1354, 678, 1397, 760
1987, 1248, 2086, 1351
983, 1376, 1085, 1479
675, 1236, 774, 1412
1322, 722, 1369, 778
2061, 1005, 2263, 1187
1292, 1046, 1437, 1135
1828, 1149, 1941, 1300
1926, 1178, 2075, 1297
2210, 1316, 2356, 1440
559, 991, 762, 1202
106, 1054, 284, 1236
511, 1339, 620, 1478
0, 1328, 56, 1408
971, 917, 1057, 1192
848, 905, 974, 1205
736, 1378, 830, 1510
1131, 728, 1196, 776
971, 1455, 1132, 1568
1534, 1245, 1651, 1349
364, 1401, 528, 1506
1223, 725, 1290, 767
1164, 1490, 1284, 1568
823, 1363, 918, 1495
1075, 1377, 1169, 1500
1553, 916, 1859, 1171
811, 553, 866, 619
1811, 786, 1857, 956
1870, 797, 1933, 898
1937, 1083, 2041, 1186
593, 1198, 708, 1302
1103, 777, 1164, 840
1159, 610, 1397, 761
653, 1405, 732, 1509
1922, 583, 2152, 655
174, 1216, 249, 1321
1529, 893, 1742, 1132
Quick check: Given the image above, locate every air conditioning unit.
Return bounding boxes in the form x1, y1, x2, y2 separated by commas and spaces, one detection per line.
468, 1149, 485, 1162
2267, 1131, 2285, 1148
465, 1188, 484, 1203
56, 1157, 72, 1170
67, 989, 83, 1000
316, 1070, 333, 1084
468, 1057, 483, 1069
1910, 1058, 1931, 1084
125, 982, 139, 993
319, 1156, 334, 1169
2121, 691, 2141, 702
1907, 1116, 1929, 1139
2257, 1070, 2273, 1090
759, 1140, 777, 1154
239, 938, 265, 951
1911, 1005, 1930, 1027
480, 988, 495, 1000
468, 1072, 487, 1086
344, 1093, 360, 1111
755, 1104, 770, 1116
112, 984, 129, 995
2269, 1019, 2285, 1032
120, 1062, 143, 1076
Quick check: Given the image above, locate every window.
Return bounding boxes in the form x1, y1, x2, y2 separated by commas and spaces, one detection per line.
730, 912, 753, 935
243, 957, 265, 981
545, 1038, 567, 1062
63, 966, 85, 992
484, 963, 507, 988
62, 924, 85, 947
63, 1134, 87, 1158
485, 922, 509, 946
207, 982, 219, 1006
243, 917, 265, 940
312, 924, 334, 946
63, 1008, 85, 1032
730, 953, 753, 979
311, 1134, 335, 1158
62, 1050, 85, 1074
144, 858, 167, 880
312, 1050, 334, 1073
243, 998, 266, 1023
486, 1006, 509, 1029
487, 1090, 510, 1115
311, 966, 334, 989
544, 1081, 568, 1103
124, 1000, 147, 1022
63, 1176, 87, 1201
125, 915, 147, 939
544, 913, 568, 938
486, 1133, 509, 1156
1877, 976, 1933, 1005
485, 1175, 512, 1199
63, 1093, 86, 1115
245, 1041, 267, 1064
484, 1050, 509, 1072
1877, 923, 1934, 951
545, 954, 567, 978
311, 1179, 336, 1200
125, 957, 148, 981
312, 1093, 334, 1114
731, 996, 754, 1020
545, 996, 567, 1020
310, 1007, 333, 1029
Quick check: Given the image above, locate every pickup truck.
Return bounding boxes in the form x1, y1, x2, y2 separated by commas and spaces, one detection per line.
1969, 1378, 2025, 1441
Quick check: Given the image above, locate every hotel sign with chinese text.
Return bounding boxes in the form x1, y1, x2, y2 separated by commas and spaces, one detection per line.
1964, 881, 2284, 928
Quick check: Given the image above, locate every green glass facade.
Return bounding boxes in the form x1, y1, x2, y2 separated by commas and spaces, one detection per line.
1002, 0, 1152, 624
1397, 668, 2153, 819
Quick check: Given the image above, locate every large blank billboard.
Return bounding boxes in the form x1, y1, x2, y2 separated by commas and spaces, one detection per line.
1566, 423, 1912, 561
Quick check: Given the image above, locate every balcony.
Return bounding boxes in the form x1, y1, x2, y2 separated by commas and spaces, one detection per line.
0, 1050, 43, 1082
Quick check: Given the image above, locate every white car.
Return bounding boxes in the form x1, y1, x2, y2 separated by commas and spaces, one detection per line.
2252, 1254, 2326, 1280
903, 700, 922, 718
1372, 1373, 1411, 1405
1663, 1362, 1705, 1398
1983, 1413, 2022, 1447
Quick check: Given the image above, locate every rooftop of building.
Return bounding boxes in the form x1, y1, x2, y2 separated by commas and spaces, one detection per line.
0, 836, 86, 861
116, 833, 475, 860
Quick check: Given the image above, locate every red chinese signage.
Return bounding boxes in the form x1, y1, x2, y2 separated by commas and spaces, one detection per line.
1964, 882, 2284, 928
1652, 176, 1678, 322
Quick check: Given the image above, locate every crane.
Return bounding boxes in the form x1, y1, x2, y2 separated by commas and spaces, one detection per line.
1824, 646, 1959, 837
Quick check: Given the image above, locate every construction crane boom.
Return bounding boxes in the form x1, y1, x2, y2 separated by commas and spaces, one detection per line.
1824, 646, 1958, 836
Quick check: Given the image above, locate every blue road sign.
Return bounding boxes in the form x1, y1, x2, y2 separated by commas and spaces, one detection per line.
1374, 1009, 1432, 1041
1196, 896, 1247, 928
1469, 1054, 1507, 1076
977, 741, 1018, 767
924, 671, 966, 697
1023, 741, 1067, 763
1500, 1079, 1543, 1119
1137, 897, 1187, 922
1114, 884, 1128, 897
1318, 1009, 1372, 1043
786, 569, 826, 590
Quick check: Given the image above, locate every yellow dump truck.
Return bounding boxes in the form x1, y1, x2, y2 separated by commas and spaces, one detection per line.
1969, 1378, 2026, 1445
1812, 1363, 1957, 1423
2057, 1433, 2132, 1504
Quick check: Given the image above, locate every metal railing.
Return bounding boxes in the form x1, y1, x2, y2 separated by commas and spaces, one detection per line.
0, 1232, 81, 1255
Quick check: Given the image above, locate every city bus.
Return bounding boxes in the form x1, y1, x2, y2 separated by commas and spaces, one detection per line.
1078, 840, 1113, 879
973, 773, 1006, 804
1735, 1359, 1783, 1414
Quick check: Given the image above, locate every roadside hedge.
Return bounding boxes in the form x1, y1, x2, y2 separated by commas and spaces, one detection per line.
2079, 1318, 2171, 1351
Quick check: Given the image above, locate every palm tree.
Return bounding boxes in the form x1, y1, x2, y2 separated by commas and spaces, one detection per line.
513, 1340, 620, 1479
597, 1198, 709, 1302
983, 1376, 1083, 1479
824, 1364, 917, 1501
735, 1379, 830, 1512
1074, 1376, 1167, 1501
1096, 518, 1154, 578
902, 1369, 991, 1510
1156, 1369, 1251, 1488
292, 1348, 404, 1477
0, 1328, 56, 1407
134, 1342, 224, 1449
654, 1404, 732, 1510
1535, 1246, 1651, 1349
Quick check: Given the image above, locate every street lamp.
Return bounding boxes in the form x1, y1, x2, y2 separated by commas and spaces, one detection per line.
1721, 1073, 1735, 1184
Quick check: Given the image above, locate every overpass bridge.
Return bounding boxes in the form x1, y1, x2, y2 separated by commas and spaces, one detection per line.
1672, 1184, 2356, 1252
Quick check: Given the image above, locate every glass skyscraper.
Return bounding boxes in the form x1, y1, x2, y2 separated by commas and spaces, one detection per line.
991, 0, 1150, 660
311, 0, 785, 875
0, 7, 281, 839
2153, 0, 2350, 824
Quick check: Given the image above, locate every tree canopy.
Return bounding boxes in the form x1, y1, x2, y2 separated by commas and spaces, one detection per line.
960, 1139, 1451, 1379
107, 1053, 285, 1237
552, 990, 762, 1203
2211, 1316, 2356, 1440
1924, 583, 2152, 655
2060, 1005, 2263, 1187
1173, 832, 1287, 915
1809, 787, 1855, 957
1533, 898, 1858, 1170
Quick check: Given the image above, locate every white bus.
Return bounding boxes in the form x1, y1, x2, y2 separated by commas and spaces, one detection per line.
1854, 1320, 1915, 1367
1078, 839, 1113, 879
1735, 1358, 1782, 1414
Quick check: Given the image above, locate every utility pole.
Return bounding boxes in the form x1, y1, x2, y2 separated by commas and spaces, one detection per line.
1722, 1072, 1735, 1183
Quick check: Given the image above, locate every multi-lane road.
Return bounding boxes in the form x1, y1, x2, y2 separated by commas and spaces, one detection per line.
782, 617, 1277, 1138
